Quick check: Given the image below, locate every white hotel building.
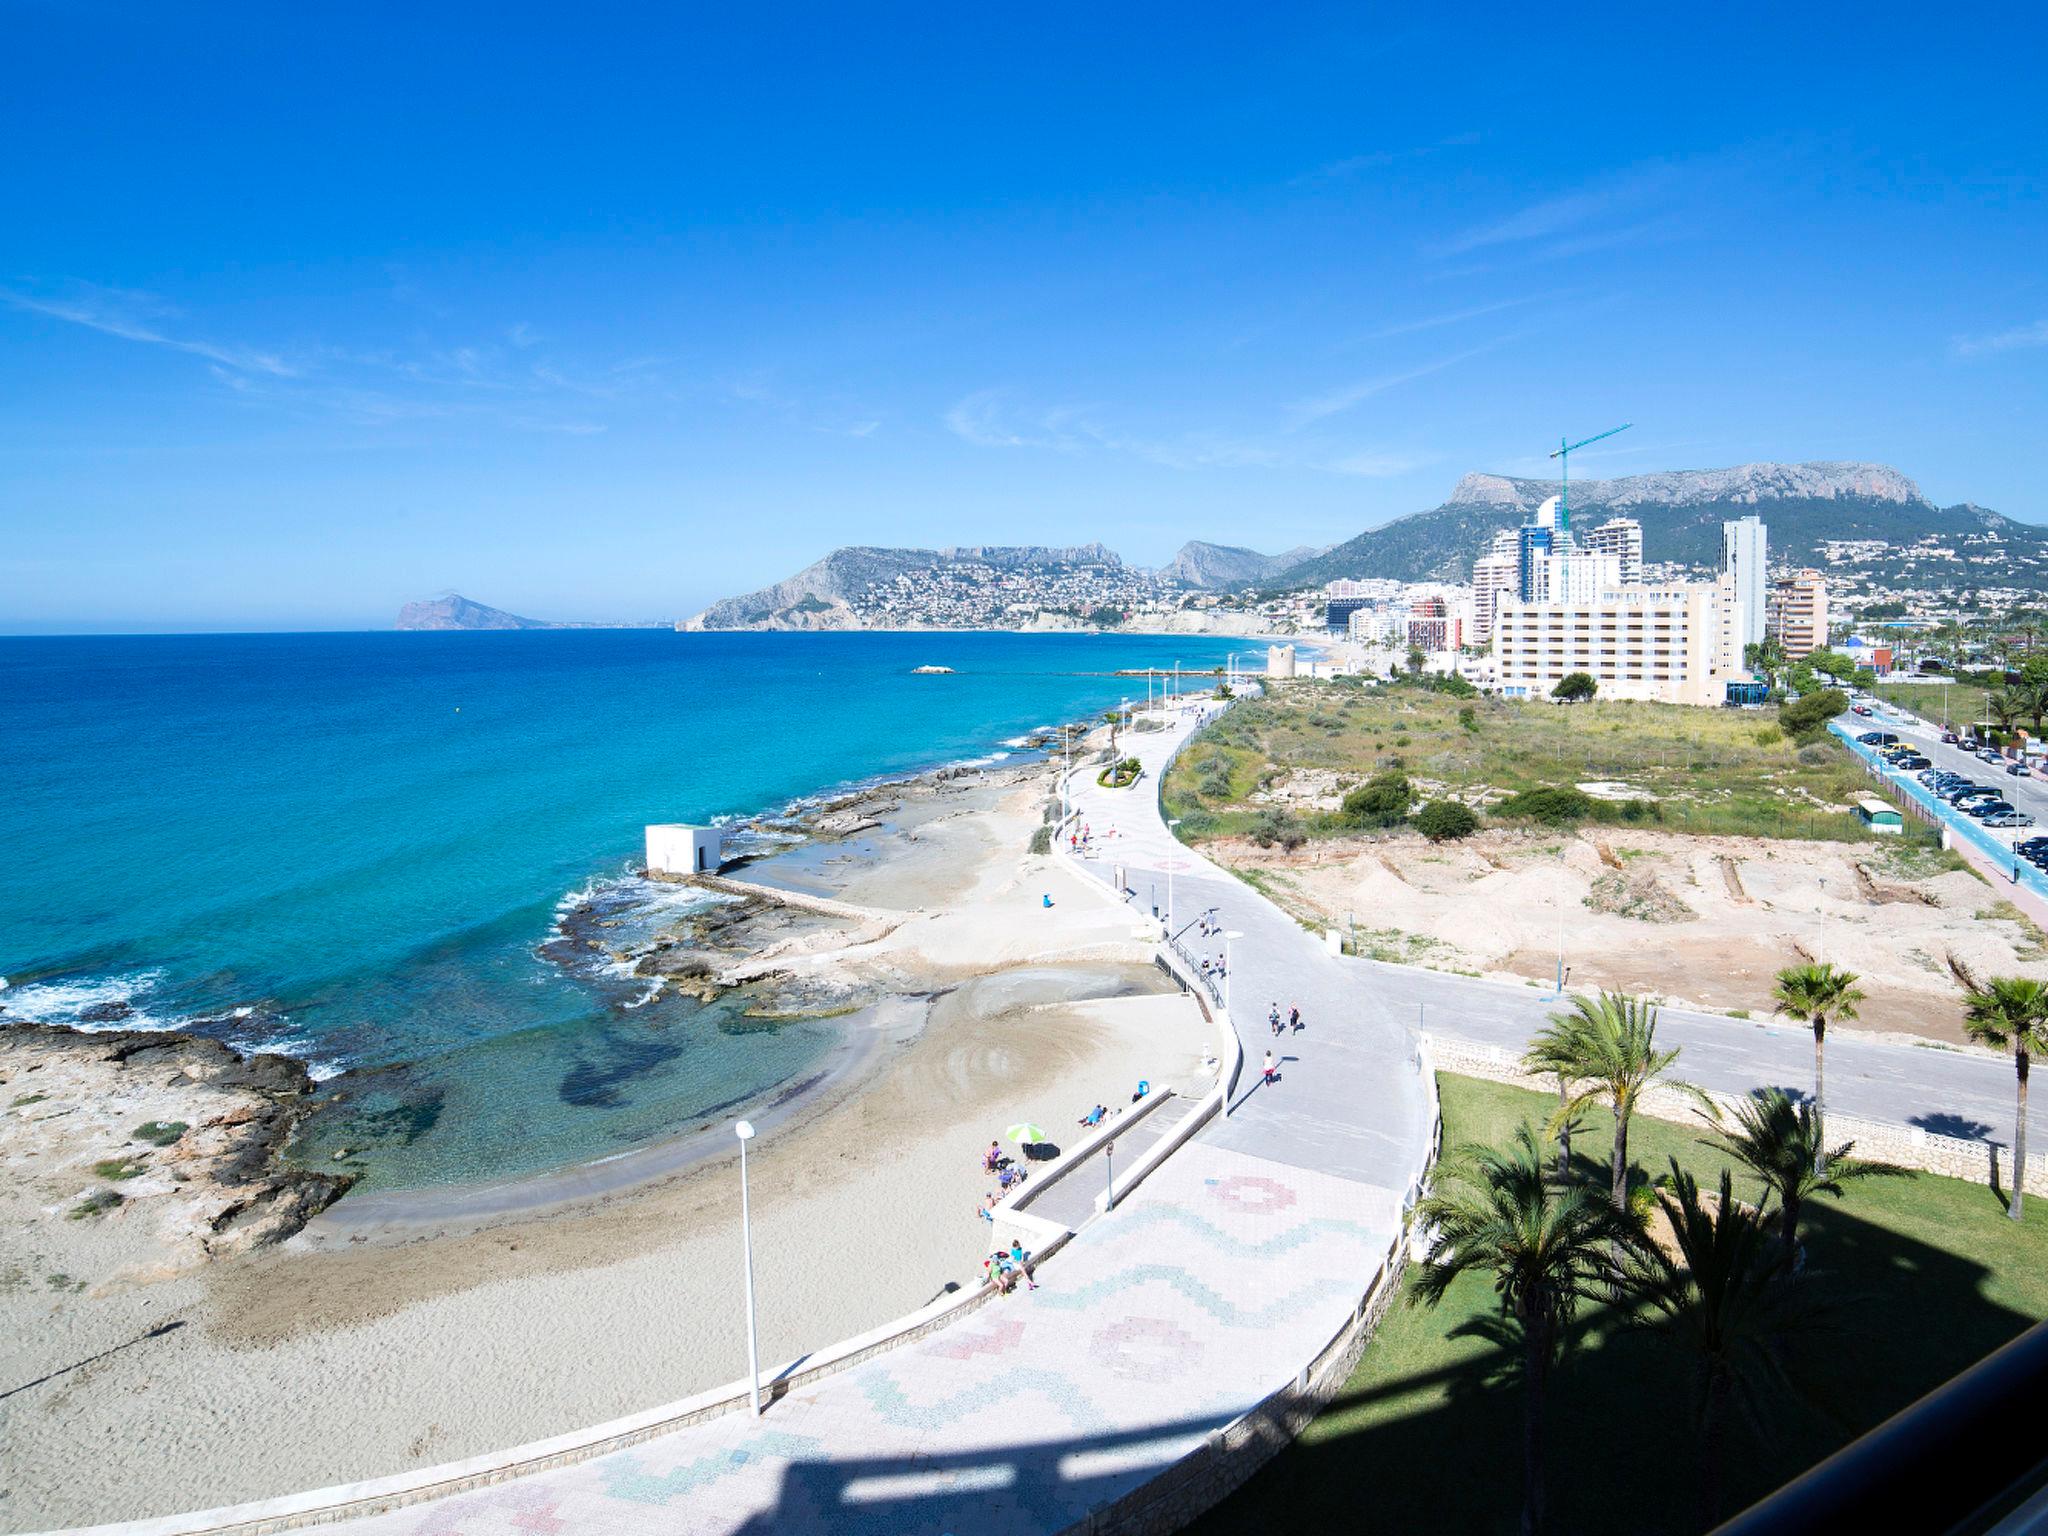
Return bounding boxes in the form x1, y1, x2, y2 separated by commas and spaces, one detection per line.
1493, 576, 1743, 707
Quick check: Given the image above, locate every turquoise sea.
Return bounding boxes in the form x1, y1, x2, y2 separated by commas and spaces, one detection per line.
0, 630, 1242, 1189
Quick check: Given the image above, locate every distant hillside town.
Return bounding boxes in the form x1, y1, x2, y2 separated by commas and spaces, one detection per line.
403, 461, 2047, 698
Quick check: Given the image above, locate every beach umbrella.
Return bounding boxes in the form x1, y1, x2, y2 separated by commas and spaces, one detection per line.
1006, 1122, 1047, 1144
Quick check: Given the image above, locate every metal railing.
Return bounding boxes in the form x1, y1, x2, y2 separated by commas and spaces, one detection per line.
1714, 1319, 2048, 1535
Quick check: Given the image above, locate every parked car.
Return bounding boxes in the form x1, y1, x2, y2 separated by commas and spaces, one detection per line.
1969, 800, 2016, 819
2011, 762, 2033, 777
1943, 731, 1961, 744
1949, 786, 1994, 805
1980, 749, 2006, 764
1989, 813, 2036, 829
1895, 754, 1931, 770
1852, 705, 1873, 716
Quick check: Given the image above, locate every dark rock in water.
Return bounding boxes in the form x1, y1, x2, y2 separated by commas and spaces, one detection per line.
78, 1001, 135, 1024
635, 947, 713, 980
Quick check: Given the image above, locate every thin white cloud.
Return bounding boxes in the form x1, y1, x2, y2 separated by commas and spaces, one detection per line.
1286, 338, 1508, 427
1351, 295, 1543, 343
4, 285, 298, 376
1326, 449, 1435, 478
1955, 320, 2048, 356
1430, 163, 1680, 260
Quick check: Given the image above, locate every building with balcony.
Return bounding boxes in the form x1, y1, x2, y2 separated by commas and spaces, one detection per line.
1768, 568, 1831, 659
1493, 579, 1740, 706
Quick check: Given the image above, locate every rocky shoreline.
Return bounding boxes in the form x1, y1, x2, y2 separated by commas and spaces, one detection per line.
1, 1022, 352, 1287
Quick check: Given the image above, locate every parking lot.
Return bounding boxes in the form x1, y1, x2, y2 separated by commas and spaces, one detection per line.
1834, 696, 2048, 899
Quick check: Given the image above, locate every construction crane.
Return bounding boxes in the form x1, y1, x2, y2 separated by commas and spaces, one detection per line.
1549, 423, 1631, 537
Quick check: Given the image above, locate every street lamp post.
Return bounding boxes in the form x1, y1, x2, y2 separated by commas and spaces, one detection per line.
1818, 875, 1827, 964
1166, 818, 1183, 928
1223, 929, 1244, 1012
734, 1119, 762, 1415
1553, 848, 1567, 996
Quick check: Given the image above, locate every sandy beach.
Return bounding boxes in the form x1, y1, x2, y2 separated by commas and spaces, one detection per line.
0, 751, 1217, 1530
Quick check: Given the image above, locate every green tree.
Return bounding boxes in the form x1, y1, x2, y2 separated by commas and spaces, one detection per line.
1744, 637, 1789, 687
1522, 1022, 1588, 1182
1414, 1125, 1632, 1536
1547, 991, 1706, 1215
1701, 1088, 1898, 1269
1961, 976, 2048, 1220
1987, 689, 2024, 736
1405, 644, 1425, 675
1771, 963, 1864, 1176
1551, 672, 1598, 703
1624, 1162, 1838, 1526
1341, 771, 1415, 828
1415, 799, 1479, 841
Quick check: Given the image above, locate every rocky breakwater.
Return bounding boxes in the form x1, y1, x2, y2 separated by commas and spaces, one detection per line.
1, 1022, 353, 1287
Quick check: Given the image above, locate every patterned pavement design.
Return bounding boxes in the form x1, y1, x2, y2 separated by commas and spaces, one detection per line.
337, 1142, 1403, 1536
170, 699, 1430, 1536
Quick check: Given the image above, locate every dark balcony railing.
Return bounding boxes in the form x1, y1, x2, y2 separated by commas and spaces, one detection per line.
1714, 1319, 2048, 1535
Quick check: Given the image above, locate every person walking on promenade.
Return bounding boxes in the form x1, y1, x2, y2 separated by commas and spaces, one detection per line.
1289, 1004, 1302, 1033
1268, 1003, 1282, 1036
1262, 1049, 1276, 1085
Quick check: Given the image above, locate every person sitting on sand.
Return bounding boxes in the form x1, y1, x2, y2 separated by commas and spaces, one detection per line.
1131, 1079, 1149, 1104
977, 1194, 995, 1223
983, 1141, 1003, 1173
1079, 1104, 1108, 1127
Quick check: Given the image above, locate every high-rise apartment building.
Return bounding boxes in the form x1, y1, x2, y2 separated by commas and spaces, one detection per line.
1494, 580, 1740, 707
1471, 553, 1518, 644
1578, 517, 1644, 585
1516, 524, 1555, 601
1721, 516, 1768, 649
1767, 569, 1830, 659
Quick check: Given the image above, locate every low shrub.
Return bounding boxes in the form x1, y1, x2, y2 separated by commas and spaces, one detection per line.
69, 1190, 124, 1220
1248, 809, 1307, 851
133, 1121, 188, 1147
1342, 771, 1416, 828
1028, 826, 1052, 855
1496, 785, 1595, 825
1415, 800, 1479, 842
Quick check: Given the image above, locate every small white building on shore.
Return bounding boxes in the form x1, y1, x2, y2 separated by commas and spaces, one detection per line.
646, 823, 724, 876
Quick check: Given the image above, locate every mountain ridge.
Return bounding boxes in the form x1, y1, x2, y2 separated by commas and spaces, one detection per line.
1282, 459, 2043, 589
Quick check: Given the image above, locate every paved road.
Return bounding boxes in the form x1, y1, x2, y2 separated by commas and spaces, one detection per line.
1074, 700, 2027, 1153
1066, 711, 1434, 1193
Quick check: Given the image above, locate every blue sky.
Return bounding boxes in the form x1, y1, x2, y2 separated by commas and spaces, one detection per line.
3, 2, 2044, 631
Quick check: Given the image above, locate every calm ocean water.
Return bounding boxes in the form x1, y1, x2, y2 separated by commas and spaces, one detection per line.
0, 629, 1241, 1188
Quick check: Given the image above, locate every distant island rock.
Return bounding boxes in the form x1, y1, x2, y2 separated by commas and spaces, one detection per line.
395, 593, 669, 631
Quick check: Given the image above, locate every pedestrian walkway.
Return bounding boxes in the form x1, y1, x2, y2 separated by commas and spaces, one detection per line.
85, 697, 1434, 1536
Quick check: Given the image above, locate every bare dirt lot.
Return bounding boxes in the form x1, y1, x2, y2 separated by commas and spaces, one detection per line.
1213, 827, 2048, 1044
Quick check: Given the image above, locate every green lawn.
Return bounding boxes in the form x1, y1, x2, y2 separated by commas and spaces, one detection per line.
1162, 678, 1896, 845
1190, 1074, 2048, 1536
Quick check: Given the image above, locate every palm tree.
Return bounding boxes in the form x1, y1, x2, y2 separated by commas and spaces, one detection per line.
1547, 991, 1704, 1214
1771, 963, 1864, 1177
1414, 1125, 1632, 1536
1702, 1089, 1899, 1268
1962, 976, 2048, 1219
1987, 689, 2024, 737
1521, 1022, 1587, 1181
1624, 1161, 1839, 1526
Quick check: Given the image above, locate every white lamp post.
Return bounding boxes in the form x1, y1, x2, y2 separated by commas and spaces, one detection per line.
734, 1119, 762, 1415
1166, 819, 1183, 929
1223, 929, 1244, 1012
